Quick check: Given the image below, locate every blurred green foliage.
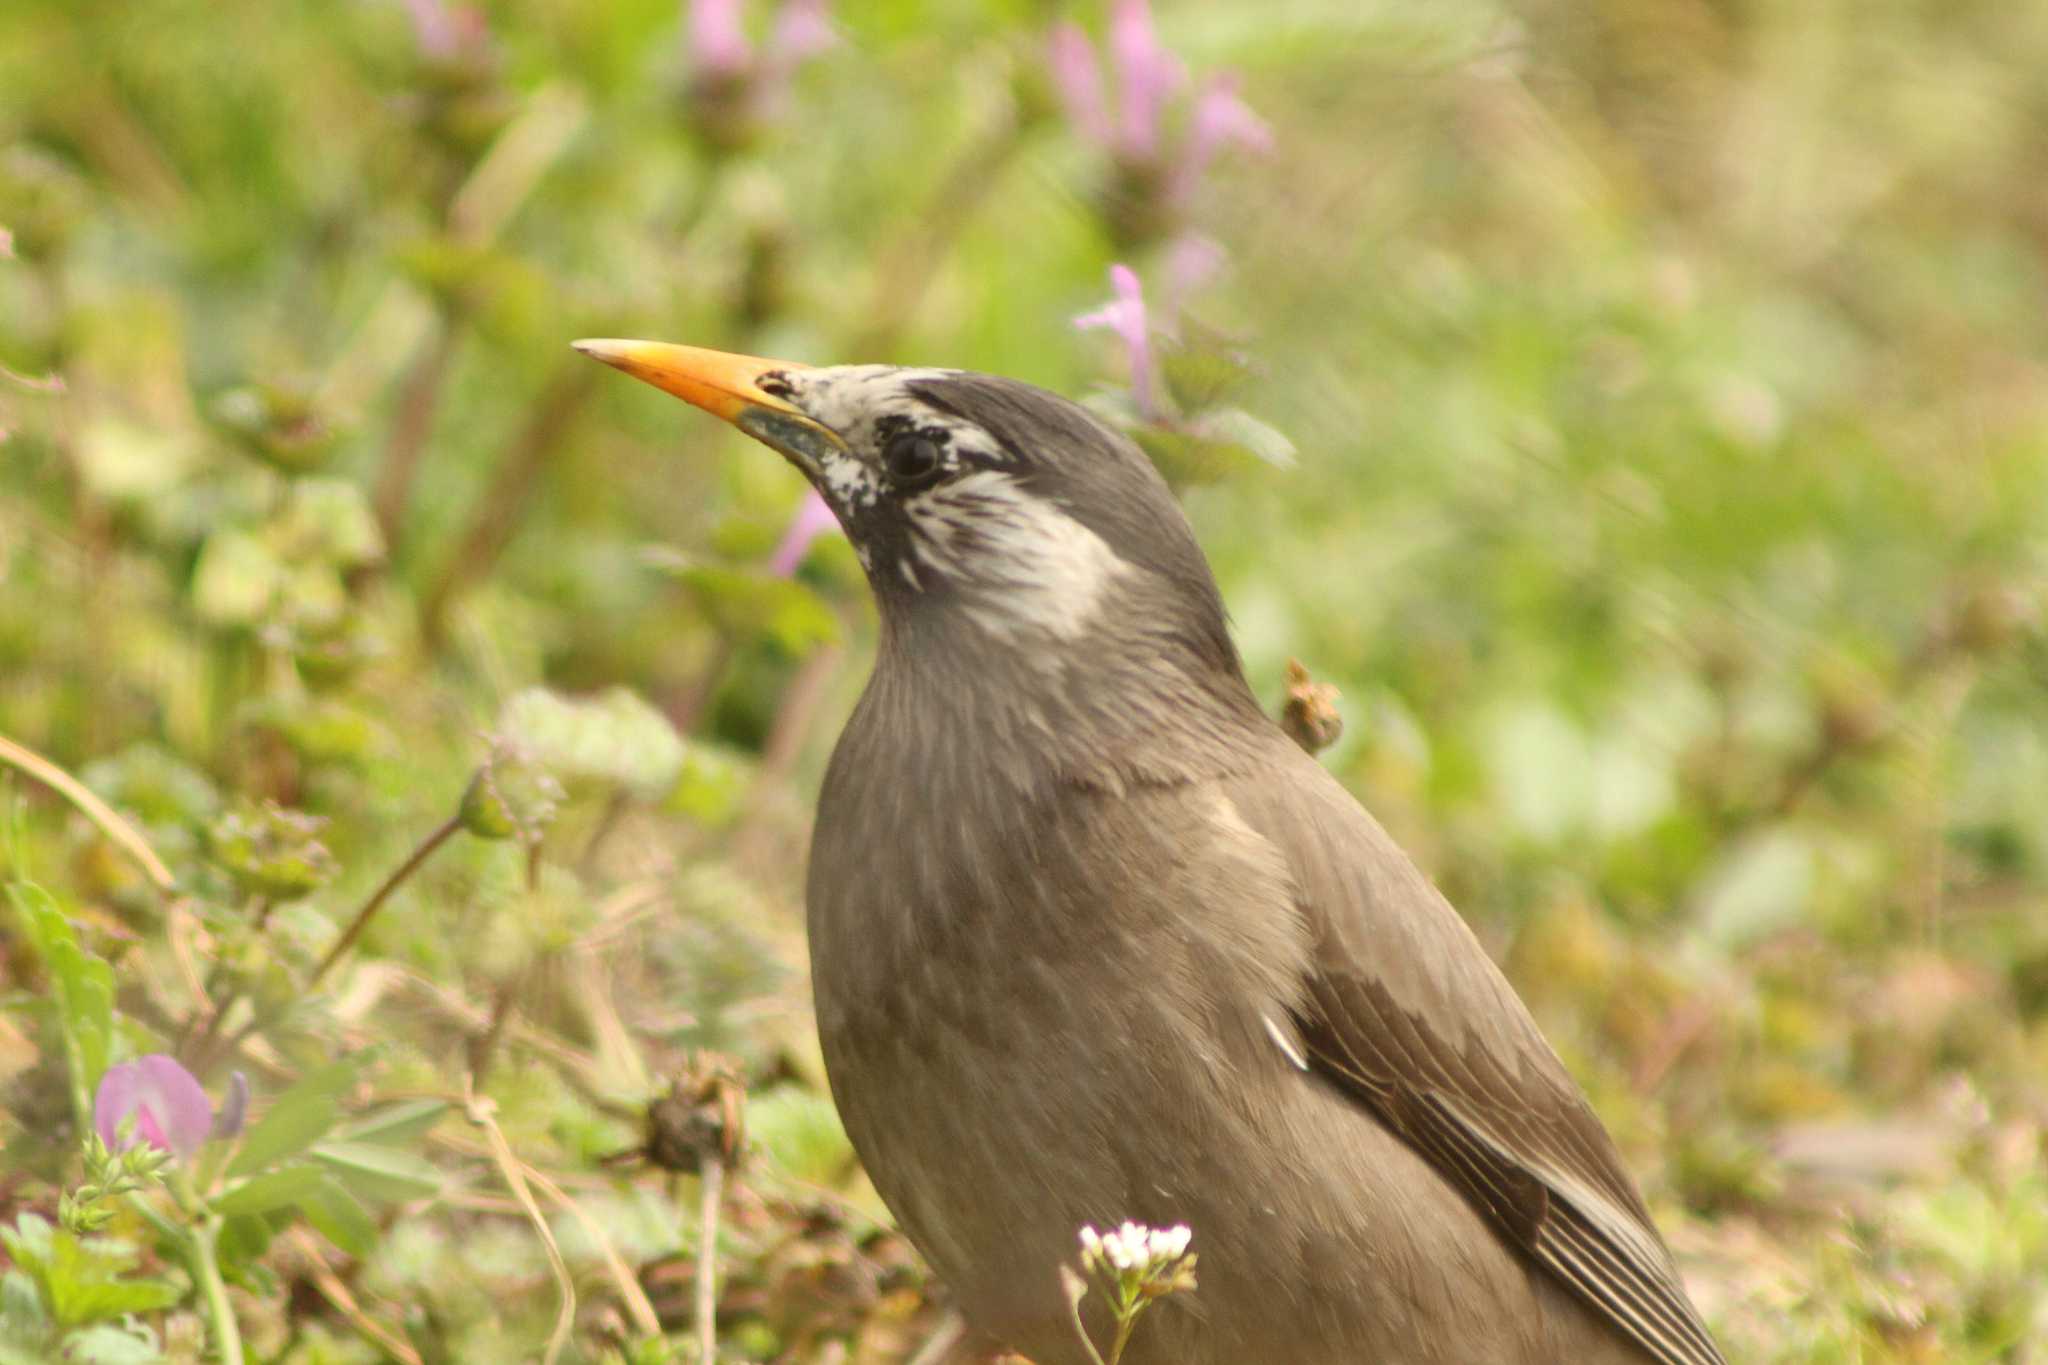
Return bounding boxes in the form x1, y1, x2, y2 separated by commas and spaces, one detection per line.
2, 0, 2046, 1360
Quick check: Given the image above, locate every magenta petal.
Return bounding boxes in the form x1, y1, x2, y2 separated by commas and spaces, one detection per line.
93, 1063, 143, 1147
1173, 73, 1272, 202
1074, 264, 1159, 419
769, 0, 834, 65
1108, 0, 1184, 160
1046, 24, 1111, 147
689, 0, 752, 78
95, 1054, 213, 1160
402, 0, 459, 58
134, 1107, 171, 1152
768, 490, 843, 577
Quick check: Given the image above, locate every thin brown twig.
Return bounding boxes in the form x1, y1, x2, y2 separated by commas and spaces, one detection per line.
371, 320, 463, 546
309, 815, 461, 990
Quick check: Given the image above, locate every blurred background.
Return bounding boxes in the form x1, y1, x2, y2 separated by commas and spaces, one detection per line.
3, 0, 2047, 1360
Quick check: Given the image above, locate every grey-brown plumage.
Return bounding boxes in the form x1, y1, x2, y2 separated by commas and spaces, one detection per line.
574, 340, 1726, 1365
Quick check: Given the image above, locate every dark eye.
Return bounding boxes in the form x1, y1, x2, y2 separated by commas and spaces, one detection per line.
882, 432, 945, 488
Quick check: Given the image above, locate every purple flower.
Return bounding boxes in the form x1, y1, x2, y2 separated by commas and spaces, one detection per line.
214, 1071, 250, 1140
688, 0, 751, 77
401, 0, 488, 61
1046, 24, 1110, 145
684, 0, 835, 91
1044, 0, 1268, 229
765, 0, 835, 77
768, 489, 842, 577
1174, 74, 1272, 200
1106, 0, 1185, 160
94, 1056, 214, 1161
1074, 264, 1158, 418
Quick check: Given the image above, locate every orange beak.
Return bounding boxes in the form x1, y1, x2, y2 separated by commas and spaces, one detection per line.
571, 338, 808, 424
574, 338, 846, 477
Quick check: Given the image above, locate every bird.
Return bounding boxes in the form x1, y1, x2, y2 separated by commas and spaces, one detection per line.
574, 337, 1727, 1365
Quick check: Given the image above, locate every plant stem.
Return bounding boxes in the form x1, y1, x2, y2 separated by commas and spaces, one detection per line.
1107, 1311, 1138, 1365
190, 1217, 245, 1365
127, 1194, 242, 1365
696, 1153, 725, 1364
371, 318, 463, 549
1062, 1281, 1111, 1365
308, 815, 460, 990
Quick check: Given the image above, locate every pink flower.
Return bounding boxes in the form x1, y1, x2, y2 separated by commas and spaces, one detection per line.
766, 0, 835, 76
689, 0, 751, 77
684, 0, 835, 88
1044, 0, 1268, 222
769, 489, 842, 576
1173, 74, 1272, 201
1074, 264, 1158, 418
402, 0, 488, 61
1107, 0, 1186, 160
1046, 25, 1110, 145
94, 1056, 214, 1161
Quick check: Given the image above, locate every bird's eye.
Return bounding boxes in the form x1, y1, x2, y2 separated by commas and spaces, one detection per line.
882, 432, 945, 488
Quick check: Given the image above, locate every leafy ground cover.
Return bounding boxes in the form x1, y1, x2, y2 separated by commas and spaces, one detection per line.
2, 0, 2046, 1360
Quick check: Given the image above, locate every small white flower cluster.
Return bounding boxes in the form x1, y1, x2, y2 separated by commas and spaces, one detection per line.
1078, 1221, 1194, 1277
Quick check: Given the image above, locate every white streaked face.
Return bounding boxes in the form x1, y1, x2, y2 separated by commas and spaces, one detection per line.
774, 365, 1132, 642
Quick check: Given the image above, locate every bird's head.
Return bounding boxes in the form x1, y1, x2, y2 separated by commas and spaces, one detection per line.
574, 339, 1239, 676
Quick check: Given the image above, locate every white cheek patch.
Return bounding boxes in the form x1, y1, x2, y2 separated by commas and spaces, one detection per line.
900, 470, 1127, 640
817, 449, 881, 510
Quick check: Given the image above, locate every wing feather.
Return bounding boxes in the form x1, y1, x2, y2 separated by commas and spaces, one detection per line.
1226, 749, 1725, 1365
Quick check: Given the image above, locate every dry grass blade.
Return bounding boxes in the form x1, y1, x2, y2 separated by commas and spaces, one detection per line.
519, 1155, 663, 1339
464, 1077, 576, 1365
286, 1227, 425, 1365
0, 732, 174, 891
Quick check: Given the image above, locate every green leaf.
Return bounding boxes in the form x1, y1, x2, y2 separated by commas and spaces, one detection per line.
189, 528, 284, 628
327, 1098, 449, 1147
665, 743, 751, 827
660, 560, 841, 655
7, 885, 114, 1114
747, 1087, 854, 1185
225, 1057, 366, 1179
213, 1214, 279, 1282
1, 1214, 179, 1330
310, 1141, 445, 1204
45, 1278, 180, 1331
72, 416, 200, 503
213, 1162, 326, 1216
58, 1322, 167, 1365
273, 479, 382, 568
498, 686, 689, 799
296, 1177, 378, 1259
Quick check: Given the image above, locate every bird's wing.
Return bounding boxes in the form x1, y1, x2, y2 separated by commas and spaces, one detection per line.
1224, 748, 1725, 1365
